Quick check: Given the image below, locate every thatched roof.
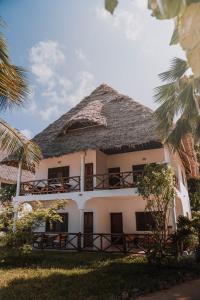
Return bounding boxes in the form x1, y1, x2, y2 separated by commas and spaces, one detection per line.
0, 152, 34, 183
34, 84, 162, 157
33, 84, 198, 178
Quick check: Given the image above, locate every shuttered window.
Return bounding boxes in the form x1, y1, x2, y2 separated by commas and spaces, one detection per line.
135, 212, 155, 231
46, 213, 68, 233
48, 166, 69, 179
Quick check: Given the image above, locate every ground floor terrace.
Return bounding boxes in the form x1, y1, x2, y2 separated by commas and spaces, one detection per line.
15, 191, 188, 253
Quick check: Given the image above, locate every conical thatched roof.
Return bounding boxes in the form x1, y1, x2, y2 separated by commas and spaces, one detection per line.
34, 84, 162, 157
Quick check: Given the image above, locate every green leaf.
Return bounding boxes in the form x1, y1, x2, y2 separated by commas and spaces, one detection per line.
159, 57, 188, 82
105, 0, 118, 14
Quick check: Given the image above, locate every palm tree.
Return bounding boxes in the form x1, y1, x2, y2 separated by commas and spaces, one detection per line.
154, 57, 200, 150
0, 21, 41, 169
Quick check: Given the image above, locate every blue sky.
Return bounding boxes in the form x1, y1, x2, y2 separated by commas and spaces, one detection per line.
1, 0, 184, 139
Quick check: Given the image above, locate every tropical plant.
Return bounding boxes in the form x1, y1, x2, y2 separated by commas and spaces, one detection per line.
137, 164, 175, 264
0, 184, 16, 203
172, 214, 200, 261
154, 57, 200, 149
0, 200, 66, 254
0, 19, 41, 169
187, 178, 200, 212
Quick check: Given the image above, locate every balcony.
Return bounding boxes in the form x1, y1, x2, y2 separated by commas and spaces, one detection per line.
20, 171, 136, 195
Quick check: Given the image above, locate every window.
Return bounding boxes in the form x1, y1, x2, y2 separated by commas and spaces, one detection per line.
46, 213, 68, 233
135, 212, 156, 231
48, 166, 69, 179
132, 164, 146, 185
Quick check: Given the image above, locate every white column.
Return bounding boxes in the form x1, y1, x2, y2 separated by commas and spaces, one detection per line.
16, 160, 22, 196
80, 152, 85, 192
79, 208, 84, 233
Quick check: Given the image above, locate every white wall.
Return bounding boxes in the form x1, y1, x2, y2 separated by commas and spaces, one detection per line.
35, 149, 97, 180
107, 148, 165, 172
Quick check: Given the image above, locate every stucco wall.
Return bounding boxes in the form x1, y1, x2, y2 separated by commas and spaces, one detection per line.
107, 148, 165, 172
35, 149, 97, 180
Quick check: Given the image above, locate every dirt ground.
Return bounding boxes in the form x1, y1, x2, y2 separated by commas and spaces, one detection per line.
137, 279, 200, 300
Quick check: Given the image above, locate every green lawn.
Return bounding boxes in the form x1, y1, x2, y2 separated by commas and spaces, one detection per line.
0, 251, 200, 300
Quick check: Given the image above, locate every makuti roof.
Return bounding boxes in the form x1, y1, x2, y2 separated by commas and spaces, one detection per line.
34, 84, 161, 158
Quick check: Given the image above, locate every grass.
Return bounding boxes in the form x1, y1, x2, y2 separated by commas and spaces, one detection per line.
0, 251, 200, 300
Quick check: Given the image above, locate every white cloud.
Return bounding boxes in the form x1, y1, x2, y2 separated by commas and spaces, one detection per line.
75, 48, 91, 67
29, 40, 95, 122
69, 71, 95, 104
21, 129, 32, 139
39, 105, 60, 121
29, 40, 65, 84
96, 6, 144, 41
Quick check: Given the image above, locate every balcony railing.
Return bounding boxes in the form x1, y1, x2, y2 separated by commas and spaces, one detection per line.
20, 171, 137, 195
20, 171, 179, 195
20, 176, 80, 195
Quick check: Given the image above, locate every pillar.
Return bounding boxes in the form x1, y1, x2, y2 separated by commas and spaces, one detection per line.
80, 152, 85, 192
16, 160, 22, 196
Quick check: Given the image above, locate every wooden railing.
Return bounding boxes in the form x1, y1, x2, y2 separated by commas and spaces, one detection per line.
20, 171, 180, 195
20, 176, 80, 195
86, 171, 136, 190
33, 232, 154, 253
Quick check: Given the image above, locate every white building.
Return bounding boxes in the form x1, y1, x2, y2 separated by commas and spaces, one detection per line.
12, 84, 198, 251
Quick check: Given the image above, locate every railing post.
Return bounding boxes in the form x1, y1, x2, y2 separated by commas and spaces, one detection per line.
123, 234, 127, 253
78, 232, 82, 251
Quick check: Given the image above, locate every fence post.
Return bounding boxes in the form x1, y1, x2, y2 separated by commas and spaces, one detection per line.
123, 234, 127, 253
78, 232, 82, 251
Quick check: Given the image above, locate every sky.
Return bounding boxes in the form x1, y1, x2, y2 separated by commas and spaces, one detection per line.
1, 0, 184, 139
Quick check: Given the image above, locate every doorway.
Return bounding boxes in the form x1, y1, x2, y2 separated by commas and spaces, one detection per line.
85, 163, 93, 191
110, 213, 123, 244
84, 212, 93, 247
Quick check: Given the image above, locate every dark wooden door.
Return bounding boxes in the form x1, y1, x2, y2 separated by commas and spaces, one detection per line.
110, 213, 123, 244
108, 167, 120, 188
85, 163, 93, 191
84, 212, 93, 247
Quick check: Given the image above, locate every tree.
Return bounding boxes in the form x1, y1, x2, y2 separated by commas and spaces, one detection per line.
173, 214, 200, 261
187, 178, 200, 212
104, 1, 200, 149
137, 164, 175, 264
0, 200, 66, 254
154, 57, 200, 149
0, 20, 41, 169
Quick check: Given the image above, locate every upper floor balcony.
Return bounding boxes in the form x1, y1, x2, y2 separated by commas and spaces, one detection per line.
20, 170, 180, 196
20, 171, 136, 195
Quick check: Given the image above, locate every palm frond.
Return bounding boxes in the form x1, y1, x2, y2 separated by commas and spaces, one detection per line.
159, 58, 188, 82
0, 118, 41, 168
154, 82, 177, 104
0, 64, 29, 109
178, 77, 199, 120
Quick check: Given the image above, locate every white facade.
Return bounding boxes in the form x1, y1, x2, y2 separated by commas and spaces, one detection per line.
13, 145, 191, 235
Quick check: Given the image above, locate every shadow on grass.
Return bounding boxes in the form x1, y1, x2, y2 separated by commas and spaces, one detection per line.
0, 252, 200, 300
